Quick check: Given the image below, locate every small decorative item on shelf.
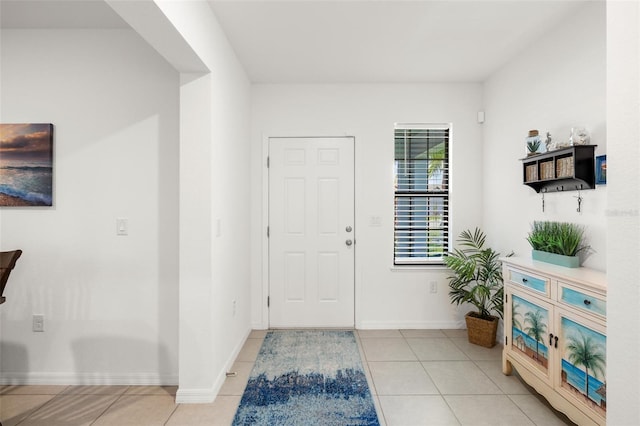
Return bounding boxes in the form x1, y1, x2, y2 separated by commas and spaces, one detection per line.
526, 130, 544, 156
544, 131, 557, 151
569, 127, 590, 146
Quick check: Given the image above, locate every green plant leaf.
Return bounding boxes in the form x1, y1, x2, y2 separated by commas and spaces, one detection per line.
526, 221, 589, 256
445, 228, 506, 319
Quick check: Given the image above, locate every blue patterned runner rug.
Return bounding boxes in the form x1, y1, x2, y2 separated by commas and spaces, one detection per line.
232, 330, 380, 425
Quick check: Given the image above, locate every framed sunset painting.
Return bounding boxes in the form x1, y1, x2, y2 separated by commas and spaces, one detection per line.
0, 123, 53, 206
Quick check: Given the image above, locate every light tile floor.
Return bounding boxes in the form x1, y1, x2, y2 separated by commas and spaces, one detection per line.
0, 329, 576, 426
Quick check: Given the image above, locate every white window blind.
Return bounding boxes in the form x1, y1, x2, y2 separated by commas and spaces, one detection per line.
394, 124, 450, 265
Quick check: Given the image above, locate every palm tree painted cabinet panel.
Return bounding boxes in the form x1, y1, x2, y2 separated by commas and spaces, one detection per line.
507, 290, 554, 384
502, 257, 606, 426
556, 312, 606, 420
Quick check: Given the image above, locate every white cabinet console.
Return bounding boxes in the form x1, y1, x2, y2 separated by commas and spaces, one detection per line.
502, 257, 606, 426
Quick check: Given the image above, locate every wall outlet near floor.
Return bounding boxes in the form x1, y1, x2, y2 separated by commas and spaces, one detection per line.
429, 281, 438, 294
32, 314, 44, 332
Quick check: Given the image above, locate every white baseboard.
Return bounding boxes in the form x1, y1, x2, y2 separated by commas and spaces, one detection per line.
175, 387, 217, 404
251, 321, 267, 330
0, 372, 178, 386
176, 327, 252, 404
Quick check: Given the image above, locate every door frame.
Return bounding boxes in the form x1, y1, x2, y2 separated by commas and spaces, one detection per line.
260, 135, 356, 329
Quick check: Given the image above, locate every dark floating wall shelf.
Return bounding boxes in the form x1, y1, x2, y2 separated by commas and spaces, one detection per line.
521, 145, 597, 193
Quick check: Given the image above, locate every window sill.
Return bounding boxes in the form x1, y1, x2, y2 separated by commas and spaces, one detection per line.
390, 265, 449, 272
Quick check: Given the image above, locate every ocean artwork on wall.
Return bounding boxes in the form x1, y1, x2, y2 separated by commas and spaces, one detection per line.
0, 123, 53, 206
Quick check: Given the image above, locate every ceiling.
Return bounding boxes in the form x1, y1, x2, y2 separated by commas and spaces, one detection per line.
0, 0, 129, 29
1, 0, 590, 83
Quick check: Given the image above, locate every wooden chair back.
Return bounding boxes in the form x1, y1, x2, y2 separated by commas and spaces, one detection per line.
0, 250, 22, 304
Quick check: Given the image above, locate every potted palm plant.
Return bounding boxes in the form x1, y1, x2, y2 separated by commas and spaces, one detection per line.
526, 221, 589, 268
445, 228, 509, 348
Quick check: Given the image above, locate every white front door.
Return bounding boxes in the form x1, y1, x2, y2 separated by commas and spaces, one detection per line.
269, 137, 355, 328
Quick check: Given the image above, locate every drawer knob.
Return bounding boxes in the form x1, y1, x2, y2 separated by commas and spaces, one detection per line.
522, 278, 528, 283
583, 299, 592, 306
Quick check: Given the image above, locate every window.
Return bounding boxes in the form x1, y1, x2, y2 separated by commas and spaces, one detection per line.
394, 124, 450, 265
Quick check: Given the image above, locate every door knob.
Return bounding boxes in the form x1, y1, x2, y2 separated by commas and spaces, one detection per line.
346, 226, 353, 232
345, 239, 353, 246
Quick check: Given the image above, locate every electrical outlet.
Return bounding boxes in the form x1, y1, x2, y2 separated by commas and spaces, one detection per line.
429, 281, 438, 294
32, 314, 44, 332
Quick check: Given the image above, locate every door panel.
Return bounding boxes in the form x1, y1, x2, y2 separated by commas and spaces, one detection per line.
507, 288, 554, 384
269, 137, 354, 328
555, 311, 607, 417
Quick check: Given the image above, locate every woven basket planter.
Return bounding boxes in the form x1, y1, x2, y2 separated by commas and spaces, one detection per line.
465, 312, 499, 348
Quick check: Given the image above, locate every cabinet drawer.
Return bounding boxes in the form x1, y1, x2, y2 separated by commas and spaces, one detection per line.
507, 268, 550, 296
559, 283, 606, 317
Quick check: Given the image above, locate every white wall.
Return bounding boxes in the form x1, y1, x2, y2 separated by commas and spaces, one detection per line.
606, 1, 640, 424
0, 0, 254, 402
250, 1, 607, 335
483, 1, 607, 271
0, 29, 180, 384
138, 0, 254, 401
482, 2, 640, 424
251, 83, 485, 329
2, 2, 624, 416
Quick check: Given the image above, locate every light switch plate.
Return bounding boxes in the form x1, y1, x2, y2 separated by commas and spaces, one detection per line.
116, 218, 128, 236
33, 314, 44, 332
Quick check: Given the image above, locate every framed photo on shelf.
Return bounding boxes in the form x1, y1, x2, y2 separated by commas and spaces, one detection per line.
595, 155, 606, 185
